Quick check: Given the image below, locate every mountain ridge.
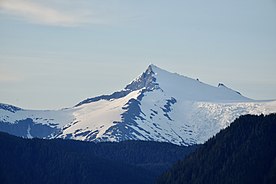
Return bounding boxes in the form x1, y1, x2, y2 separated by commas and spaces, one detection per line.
0, 64, 276, 145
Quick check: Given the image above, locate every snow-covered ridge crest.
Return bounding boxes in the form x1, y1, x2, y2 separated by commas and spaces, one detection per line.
76, 64, 159, 107
134, 64, 251, 102
0, 64, 275, 145
0, 103, 22, 113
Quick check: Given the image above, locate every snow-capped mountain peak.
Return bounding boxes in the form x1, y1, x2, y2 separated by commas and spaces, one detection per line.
128, 64, 251, 102
0, 64, 275, 145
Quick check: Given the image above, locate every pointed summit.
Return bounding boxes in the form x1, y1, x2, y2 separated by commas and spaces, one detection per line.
76, 64, 162, 107
145, 64, 161, 74
77, 64, 251, 107
147, 64, 168, 73
145, 64, 155, 75
125, 64, 159, 91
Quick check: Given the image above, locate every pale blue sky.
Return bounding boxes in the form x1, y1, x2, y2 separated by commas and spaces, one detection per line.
0, 0, 276, 109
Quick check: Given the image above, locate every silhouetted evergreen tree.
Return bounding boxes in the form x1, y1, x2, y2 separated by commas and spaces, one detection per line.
157, 114, 276, 184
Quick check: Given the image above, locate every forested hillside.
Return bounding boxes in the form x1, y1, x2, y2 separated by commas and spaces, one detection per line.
158, 114, 276, 184
0, 132, 196, 184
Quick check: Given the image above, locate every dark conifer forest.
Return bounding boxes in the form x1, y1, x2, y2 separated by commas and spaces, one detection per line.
1, 114, 275, 184
0, 132, 196, 184
157, 114, 276, 184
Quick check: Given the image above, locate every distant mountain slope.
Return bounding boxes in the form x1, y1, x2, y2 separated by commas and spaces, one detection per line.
157, 114, 276, 184
0, 132, 196, 184
1, 64, 276, 145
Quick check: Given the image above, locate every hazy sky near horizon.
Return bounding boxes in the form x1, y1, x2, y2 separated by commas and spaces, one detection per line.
0, 0, 276, 109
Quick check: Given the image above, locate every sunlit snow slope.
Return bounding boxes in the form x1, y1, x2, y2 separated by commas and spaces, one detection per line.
1, 65, 275, 145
